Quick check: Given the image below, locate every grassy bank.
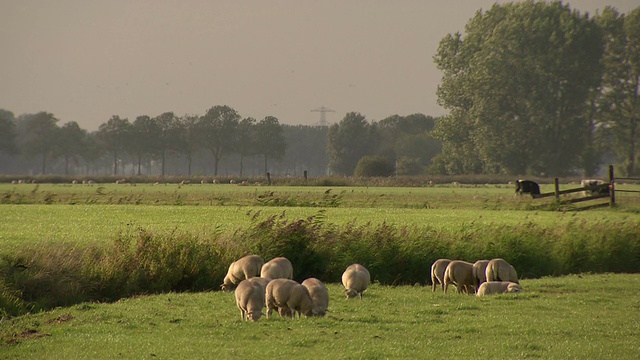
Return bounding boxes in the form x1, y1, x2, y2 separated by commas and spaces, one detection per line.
1, 274, 639, 359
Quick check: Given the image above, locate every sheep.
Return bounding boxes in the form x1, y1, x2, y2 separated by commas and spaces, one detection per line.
247, 277, 271, 290
342, 264, 370, 299
443, 260, 475, 294
221, 255, 264, 291
476, 281, 522, 296
473, 260, 490, 286
430, 259, 451, 292
301, 278, 329, 316
485, 258, 519, 284
234, 279, 266, 322
260, 257, 293, 280
265, 279, 318, 319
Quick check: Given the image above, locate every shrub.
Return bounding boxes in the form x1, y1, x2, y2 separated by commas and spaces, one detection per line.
354, 156, 395, 177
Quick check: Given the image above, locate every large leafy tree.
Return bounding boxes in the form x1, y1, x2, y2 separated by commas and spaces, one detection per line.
56, 121, 88, 175
97, 115, 131, 175
254, 116, 286, 175
597, 6, 640, 176
154, 112, 180, 177
434, 1, 603, 176
197, 105, 240, 176
20, 112, 60, 175
327, 112, 379, 175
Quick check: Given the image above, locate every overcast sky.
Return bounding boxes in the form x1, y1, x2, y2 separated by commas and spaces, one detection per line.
1, 1, 637, 130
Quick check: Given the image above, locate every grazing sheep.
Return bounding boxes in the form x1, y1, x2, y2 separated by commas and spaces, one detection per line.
342, 264, 370, 299
301, 278, 329, 316
473, 260, 490, 286
247, 277, 271, 290
221, 255, 264, 291
260, 257, 293, 280
235, 279, 266, 322
443, 260, 475, 294
476, 281, 522, 296
485, 258, 519, 284
265, 279, 318, 319
430, 259, 451, 292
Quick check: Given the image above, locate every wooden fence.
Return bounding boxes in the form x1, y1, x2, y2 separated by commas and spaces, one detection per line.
533, 165, 640, 210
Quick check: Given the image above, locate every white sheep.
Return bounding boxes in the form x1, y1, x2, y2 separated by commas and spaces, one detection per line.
247, 277, 271, 290
473, 259, 490, 286
265, 279, 318, 319
301, 278, 329, 316
342, 264, 370, 299
221, 254, 264, 291
443, 260, 475, 294
430, 259, 451, 292
485, 258, 519, 284
476, 281, 522, 296
260, 257, 293, 280
234, 279, 266, 322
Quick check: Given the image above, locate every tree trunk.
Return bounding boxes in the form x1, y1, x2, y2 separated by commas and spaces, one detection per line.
263, 154, 268, 175
113, 151, 118, 175
41, 152, 46, 175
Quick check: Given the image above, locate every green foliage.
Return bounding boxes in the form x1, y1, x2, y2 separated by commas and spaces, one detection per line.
354, 156, 395, 177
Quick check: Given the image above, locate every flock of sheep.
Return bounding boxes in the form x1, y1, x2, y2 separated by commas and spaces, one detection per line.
432, 258, 522, 296
222, 255, 520, 322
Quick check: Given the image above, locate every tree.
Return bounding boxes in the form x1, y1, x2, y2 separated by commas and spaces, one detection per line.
173, 114, 201, 177
197, 105, 240, 176
154, 112, 180, 177
434, 1, 603, 176
597, 6, 640, 176
128, 115, 160, 176
254, 116, 286, 175
236, 117, 257, 176
0, 109, 17, 155
327, 112, 380, 176
56, 121, 87, 175
20, 112, 60, 175
354, 155, 395, 177
97, 115, 131, 176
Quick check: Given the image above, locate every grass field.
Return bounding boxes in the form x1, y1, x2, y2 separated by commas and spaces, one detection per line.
1, 273, 639, 359
1, 182, 639, 358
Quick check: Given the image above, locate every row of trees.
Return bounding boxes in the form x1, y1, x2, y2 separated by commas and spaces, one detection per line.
0, 107, 440, 178
434, 2, 640, 176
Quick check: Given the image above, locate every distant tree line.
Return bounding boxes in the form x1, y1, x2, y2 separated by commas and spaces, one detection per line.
0, 106, 441, 178
3, 3, 638, 178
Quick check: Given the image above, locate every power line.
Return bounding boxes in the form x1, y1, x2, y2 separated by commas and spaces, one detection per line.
310, 105, 335, 126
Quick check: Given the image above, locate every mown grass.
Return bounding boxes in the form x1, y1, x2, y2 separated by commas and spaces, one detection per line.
1, 274, 639, 359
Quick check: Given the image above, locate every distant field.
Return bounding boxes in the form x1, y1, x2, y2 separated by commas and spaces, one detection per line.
1, 183, 639, 250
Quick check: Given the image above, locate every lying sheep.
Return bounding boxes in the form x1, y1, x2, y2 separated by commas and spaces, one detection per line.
342, 264, 370, 299
430, 259, 451, 292
443, 260, 475, 294
235, 279, 266, 322
221, 255, 264, 291
260, 257, 293, 280
265, 279, 318, 319
476, 281, 522, 296
485, 258, 519, 284
301, 278, 329, 316
473, 260, 490, 286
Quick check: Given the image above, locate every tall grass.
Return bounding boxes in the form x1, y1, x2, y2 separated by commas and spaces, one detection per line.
1, 213, 638, 318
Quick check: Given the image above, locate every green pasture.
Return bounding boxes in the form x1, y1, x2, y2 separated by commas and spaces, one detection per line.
1, 273, 638, 359
1, 183, 639, 251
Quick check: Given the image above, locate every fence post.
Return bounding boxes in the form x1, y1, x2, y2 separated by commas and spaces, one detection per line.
609, 164, 615, 207
554, 178, 560, 202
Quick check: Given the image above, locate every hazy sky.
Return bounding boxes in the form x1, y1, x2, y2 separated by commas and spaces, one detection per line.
1, 1, 637, 130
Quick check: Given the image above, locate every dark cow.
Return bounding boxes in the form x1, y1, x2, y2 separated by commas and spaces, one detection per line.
515, 180, 540, 197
